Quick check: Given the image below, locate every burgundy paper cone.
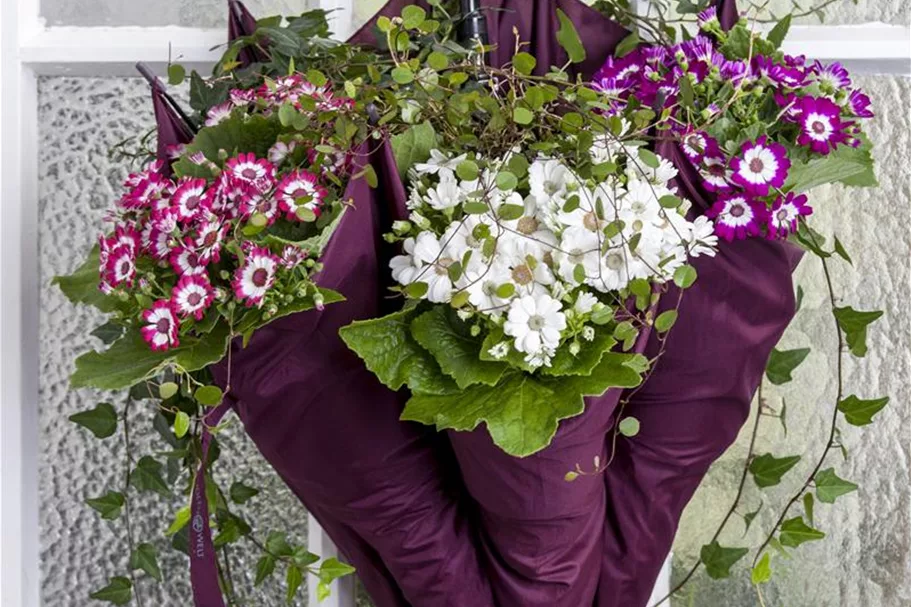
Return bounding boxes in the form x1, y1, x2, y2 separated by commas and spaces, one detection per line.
151, 86, 194, 175
210, 141, 495, 607
228, 0, 270, 66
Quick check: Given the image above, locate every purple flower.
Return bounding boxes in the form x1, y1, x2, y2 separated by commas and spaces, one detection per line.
752, 56, 807, 88
795, 96, 851, 155
594, 50, 645, 83
699, 155, 733, 193
697, 6, 719, 27
679, 129, 717, 163
848, 89, 874, 119
706, 194, 767, 241
774, 92, 802, 121
731, 136, 791, 196
682, 36, 715, 64
813, 61, 851, 90
767, 192, 812, 239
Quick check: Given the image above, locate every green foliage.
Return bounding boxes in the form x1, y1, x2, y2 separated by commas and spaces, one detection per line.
173, 114, 283, 176
618, 417, 640, 437
86, 491, 125, 520
230, 481, 261, 505
129, 456, 171, 497
69, 402, 118, 439
700, 541, 749, 579
751, 553, 772, 585
833, 306, 882, 357
765, 347, 810, 385
53, 247, 120, 313
130, 543, 162, 581
837, 394, 890, 426
555, 9, 586, 63
391, 122, 437, 178
779, 517, 825, 548
89, 577, 132, 605
749, 453, 801, 488
814, 468, 858, 504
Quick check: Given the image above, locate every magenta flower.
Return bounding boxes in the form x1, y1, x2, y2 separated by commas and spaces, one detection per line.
233, 246, 279, 307
767, 192, 813, 239
170, 246, 208, 277
239, 192, 280, 225
848, 89, 874, 119
276, 170, 327, 220
140, 300, 179, 351
205, 101, 234, 127
103, 243, 136, 287
697, 6, 719, 27
230, 88, 257, 107
699, 155, 733, 193
731, 136, 791, 196
224, 153, 276, 194
706, 194, 767, 241
171, 274, 214, 320
146, 227, 172, 260
281, 244, 308, 269
680, 129, 715, 163
170, 178, 210, 221
796, 96, 851, 155
193, 218, 228, 263
812, 61, 851, 90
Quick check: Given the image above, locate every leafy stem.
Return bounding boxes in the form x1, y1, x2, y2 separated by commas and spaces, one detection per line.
121, 398, 145, 607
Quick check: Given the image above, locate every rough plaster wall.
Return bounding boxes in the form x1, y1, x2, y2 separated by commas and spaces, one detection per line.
671, 75, 911, 606
40, 0, 315, 27
38, 77, 310, 606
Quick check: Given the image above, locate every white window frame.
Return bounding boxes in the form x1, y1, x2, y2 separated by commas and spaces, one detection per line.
1, 1, 908, 606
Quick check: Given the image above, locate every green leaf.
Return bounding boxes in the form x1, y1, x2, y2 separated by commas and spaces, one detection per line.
167, 63, 186, 85
69, 402, 118, 439
767, 14, 792, 49
765, 347, 810, 385
700, 541, 749, 580
751, 553, 772, 585
779, 517, 825, 548
90, 577, 132, 605
166, 505, 191, 535
555, 9, 586, 63
720, 25, 753, 59
456, 160, 479, 181
391, 121, 437, 178
784, 142, 877, 193
340, 309, 458, 396
401, 5, 427, 28
319, 557, 357, 583
292, 547, 320, 568
91, 321, 125, 345
130, 543, 162, 581
743, 501, 762, 535
673, 265, 698, 289
513, 52, 537, 75
159, 382, 179, 400
214, 516, 251, 547
495, 170, 518, 191
749, 453, 801, 488
833, 306, 882, 357
541, 331, 618, 377
498, 204, 524, 220
679, 75, 695, 109
402, 352, 646, 457
427, 51, 449, 71
129, 456, 171, 497
614, 31, 640, 59
317, 581, 331, 602
230, 481, 260, 505
173, 114, 282, 175
410, 307, 506, 389
659, 195, 682, 209
618, 417, 640, 437
173, 411, 190, 439
254, 555, 276, 586
637, 148, 660, 169
391, 65, 415, 84
814, 468, 858, 503
803, 492, 815, 525
286, 564, 303, 604
86, 491, 125, 520
53, 247, 120, 313
833, 237, 853, 265
837, 394, 889, 426
513, 107, 534, 125
654, 310, 678, 333
195, 385, 224, 407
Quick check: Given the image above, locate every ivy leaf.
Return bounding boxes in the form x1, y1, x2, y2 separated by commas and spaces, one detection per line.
833, 237, 853, 265
89, 577, 132, 605
833, 306, 882, 357
555, 9, 586, 63
743, 501, 762, 536
69, 402, 118, 439
266, 531, 294, 557
779, 517, 825, 548
230, 481, 260, 505
700, 541, 749, 579
765, 347, 810, 385
814, 468, 858, 504
410, 307, 507, 389
767, 14, 792, 49
130, 543, 162, 582
751, 553, 772, 585
837, 394, 889, 426
391, 121, 437, 178
340, 309, 458, 396
129, 456, 171, 497
214, 516, 251, 547
166, 505, 191, 536
402, 352, 647, 456
286, 564, 303, 604
749, 453, 801, 488
319, 557, 357, 584
86, 491, 125, 520
254, 555, 276, 586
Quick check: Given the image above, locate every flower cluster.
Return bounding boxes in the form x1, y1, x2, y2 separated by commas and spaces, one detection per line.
97, 74, 354, 351
390, 140, 717, 369
592, 11, 875, 242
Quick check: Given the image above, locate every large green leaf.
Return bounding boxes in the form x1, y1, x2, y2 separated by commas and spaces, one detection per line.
779, 516, 825, 548
541, 330, 618, 377
765, 347, 810, 385
784, 141, 878, 193
410, 307, 507, 389
555, 9, 586, 63
89, 577, 132, 605
402, 352, 647, 457
700, 541, 749, 580
837, 394, 890, 426
69, 402, 118, 439
173, 114, 283, 176
340, 308, 458, 395
52, 247, 120, 313
814, 468, 858, 504
833, 306, 882, 358
749, 453, 801, 488
71, 324, 231, 391
391, 121, 437, 178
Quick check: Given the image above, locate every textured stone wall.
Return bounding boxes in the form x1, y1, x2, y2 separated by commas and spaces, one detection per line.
671, 76, 911, 607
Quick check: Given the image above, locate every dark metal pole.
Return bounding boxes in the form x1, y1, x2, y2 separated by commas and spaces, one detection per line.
458, 0, 488, 59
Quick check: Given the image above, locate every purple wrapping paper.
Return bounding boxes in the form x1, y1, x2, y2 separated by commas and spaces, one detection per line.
150, 87, 194, 175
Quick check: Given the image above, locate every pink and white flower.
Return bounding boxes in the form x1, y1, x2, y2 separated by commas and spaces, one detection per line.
812, 61, 851, 90
170, 246, 208, 276
146, 227, 173, 260
103, 244, 136, 287
699, 155, 733, 192
230, 88, 257, 107
224, 153, 275, 193
275, 170, 327, 220
171, 275, 214, 320
767, 192, 812, 239
269, 140, 298, 165
848, 89, 874, 119
193, 219, 228, 263
281, 245, 308, 268
730, 136, 790, 196
140, 300, 179, 351
170, 178, 210, 221
205, 102, 234, 127
706, 194, 767, 241
795, 96, 850, 155
233, 246, 279, 307
680, 129, 714, 162
239, 192, 280, 224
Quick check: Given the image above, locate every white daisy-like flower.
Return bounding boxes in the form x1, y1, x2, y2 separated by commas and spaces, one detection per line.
414, 150, 468, 175
556, 226, 604, 286
686, 215, 718, 258
529, 158, 578, 208
390, 232, 455, 303
205, 102, 234, 127
232, 246, 279, 307
628, 155, 678, 185
574, 292, 598, 314
425, 172, 464, 211
487, 342, 509, 360
503, 293, 567, 366
171, 275, 214, 320
268, 140, 298, 165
